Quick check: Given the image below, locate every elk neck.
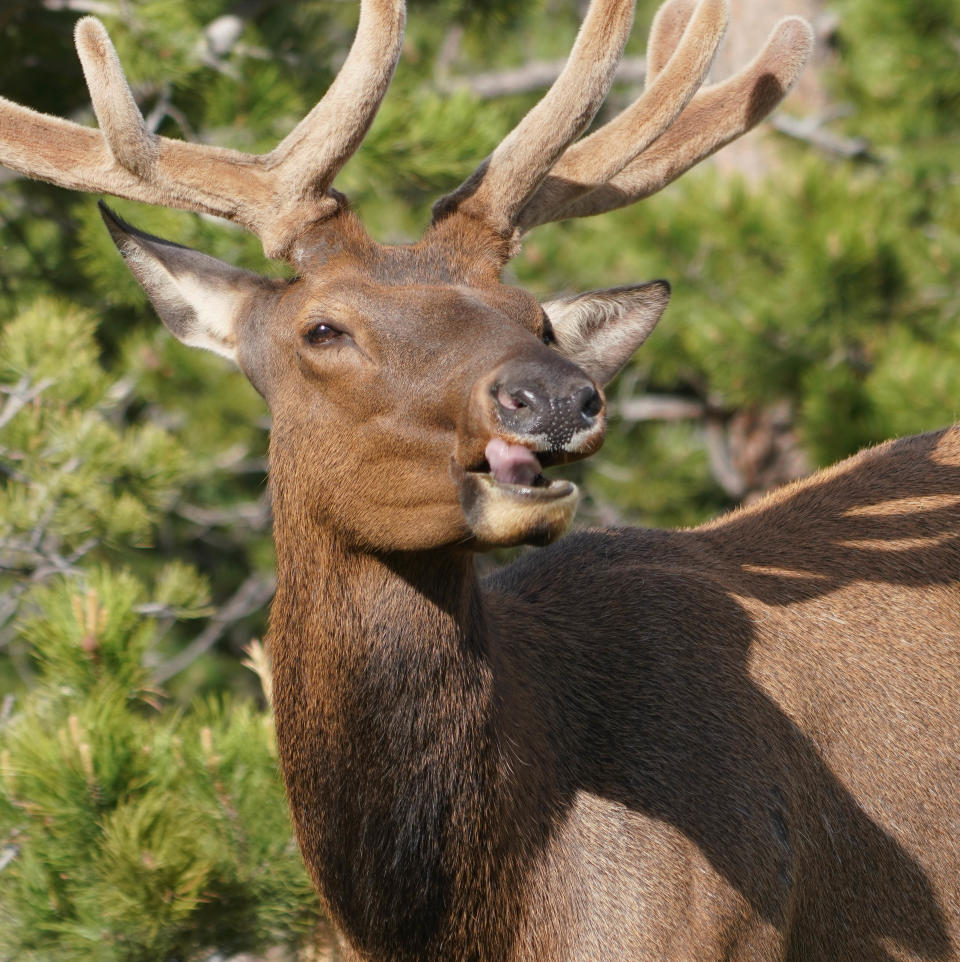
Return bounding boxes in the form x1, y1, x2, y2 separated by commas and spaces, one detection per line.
267, 466, 540, 960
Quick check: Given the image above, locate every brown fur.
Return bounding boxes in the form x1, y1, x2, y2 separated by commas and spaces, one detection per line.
88, 185, 960, 960
269, 427, 960, 961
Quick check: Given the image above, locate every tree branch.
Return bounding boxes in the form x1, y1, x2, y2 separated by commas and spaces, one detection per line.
703, 416, 748, 500
152, 573, 276, 685
41, 0, 121, 14
0, 377, 53, 432
446, 55, 647, 100
175, 495, 272, 534
771, 113, 871, 159
614, 394, 706, 422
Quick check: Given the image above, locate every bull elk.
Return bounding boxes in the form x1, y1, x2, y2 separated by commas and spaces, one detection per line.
3, 0, 960, 959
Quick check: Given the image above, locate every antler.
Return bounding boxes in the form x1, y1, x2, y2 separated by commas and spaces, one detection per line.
0, 0, 405, 260
434, 0, 813, 241
432, 0, 637, 234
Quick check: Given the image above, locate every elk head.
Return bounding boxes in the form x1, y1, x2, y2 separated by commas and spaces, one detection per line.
0, 0, 813, 551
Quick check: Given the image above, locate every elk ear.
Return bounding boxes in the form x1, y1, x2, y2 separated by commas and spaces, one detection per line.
99, 201, 275, 363
542, 281, 670, 386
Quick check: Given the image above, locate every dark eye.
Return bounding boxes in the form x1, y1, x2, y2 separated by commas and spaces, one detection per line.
541, 315, 556, 346
304, 321, 341, 346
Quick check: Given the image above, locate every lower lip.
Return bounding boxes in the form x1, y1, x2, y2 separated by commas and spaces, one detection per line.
471, 472, 576, 501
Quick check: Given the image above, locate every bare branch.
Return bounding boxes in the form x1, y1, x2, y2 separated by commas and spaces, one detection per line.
703, 416, 747, 499
614, 393, 705, 422
771, 113, 871, 159
42, 0, 120, 15
0, 537, 98, 647
451, 56, 647, 100
0, 842, 19, 876
152, 574, 276, 685
433, 25, 465, 89
0, 377, 54, 431
176, 496, 271, 533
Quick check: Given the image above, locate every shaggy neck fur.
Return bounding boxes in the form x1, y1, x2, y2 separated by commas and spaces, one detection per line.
268, 475, 543, 961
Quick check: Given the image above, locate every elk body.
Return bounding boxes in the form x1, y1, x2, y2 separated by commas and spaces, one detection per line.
2, 1, 959, 960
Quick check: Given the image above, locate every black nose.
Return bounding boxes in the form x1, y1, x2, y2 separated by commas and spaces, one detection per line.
493, 366, 603, 449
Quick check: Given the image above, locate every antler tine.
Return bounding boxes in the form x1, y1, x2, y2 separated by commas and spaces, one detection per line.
521, 14, 814, 231
0, 1, 406, 262
432, 0, 637, 237
646, 0, 698, 82
267, 0, 405, 199
0, 17, 279, 240
74, 18, 156, 179
515, 0, 729, 232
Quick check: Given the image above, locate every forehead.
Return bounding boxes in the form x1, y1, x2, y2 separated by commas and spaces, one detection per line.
279, 247, 544, 332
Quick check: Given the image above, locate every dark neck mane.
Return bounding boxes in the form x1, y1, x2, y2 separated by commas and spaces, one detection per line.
268, 498, 526, 959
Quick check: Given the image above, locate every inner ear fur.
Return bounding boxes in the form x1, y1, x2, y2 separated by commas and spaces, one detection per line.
99, 201, 280, 363
542, 280, 671, 386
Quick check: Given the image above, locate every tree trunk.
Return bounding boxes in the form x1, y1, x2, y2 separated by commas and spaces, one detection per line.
711, 0, 832, 177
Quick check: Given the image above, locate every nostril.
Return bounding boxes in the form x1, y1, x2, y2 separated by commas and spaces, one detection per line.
495, 385, 520, 411
496, 385, 540, 412
576, 385, 603, 420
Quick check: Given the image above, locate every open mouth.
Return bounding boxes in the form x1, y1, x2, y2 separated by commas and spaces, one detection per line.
468, 438, 576, 500
455, 438, 581, 547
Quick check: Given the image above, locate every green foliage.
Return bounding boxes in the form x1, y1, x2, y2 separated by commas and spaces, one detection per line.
0, 299, 190, 569
831, 0, 960, 143
585, 420, 728, 528
0, 570, 321, 961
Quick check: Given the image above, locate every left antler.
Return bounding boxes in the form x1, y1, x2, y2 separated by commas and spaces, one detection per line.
0, 0, 406, 260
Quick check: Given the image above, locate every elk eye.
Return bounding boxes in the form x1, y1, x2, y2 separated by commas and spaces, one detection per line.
304, 321, 341, 346
541, 315, 556, 346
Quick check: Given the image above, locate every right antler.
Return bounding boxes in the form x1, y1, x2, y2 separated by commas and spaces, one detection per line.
0, 0, 405, 261
434, 0, 813, 243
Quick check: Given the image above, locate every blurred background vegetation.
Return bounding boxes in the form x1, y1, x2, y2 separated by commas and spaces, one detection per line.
0, 0, 957, 957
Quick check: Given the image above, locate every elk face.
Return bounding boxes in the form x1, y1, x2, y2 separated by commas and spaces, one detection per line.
101, 205, 669, 551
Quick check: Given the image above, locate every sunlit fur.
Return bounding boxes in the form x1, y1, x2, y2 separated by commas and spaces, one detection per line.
270, 426, 960, 961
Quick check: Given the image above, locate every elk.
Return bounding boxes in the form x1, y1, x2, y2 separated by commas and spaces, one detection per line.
2, 0, 959, 959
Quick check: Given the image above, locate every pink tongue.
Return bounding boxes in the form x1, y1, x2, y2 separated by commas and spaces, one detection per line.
485, 439, 541, 486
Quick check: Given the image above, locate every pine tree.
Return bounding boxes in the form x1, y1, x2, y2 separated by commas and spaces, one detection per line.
0, 570, 324, 959
0, 299, 323, 958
